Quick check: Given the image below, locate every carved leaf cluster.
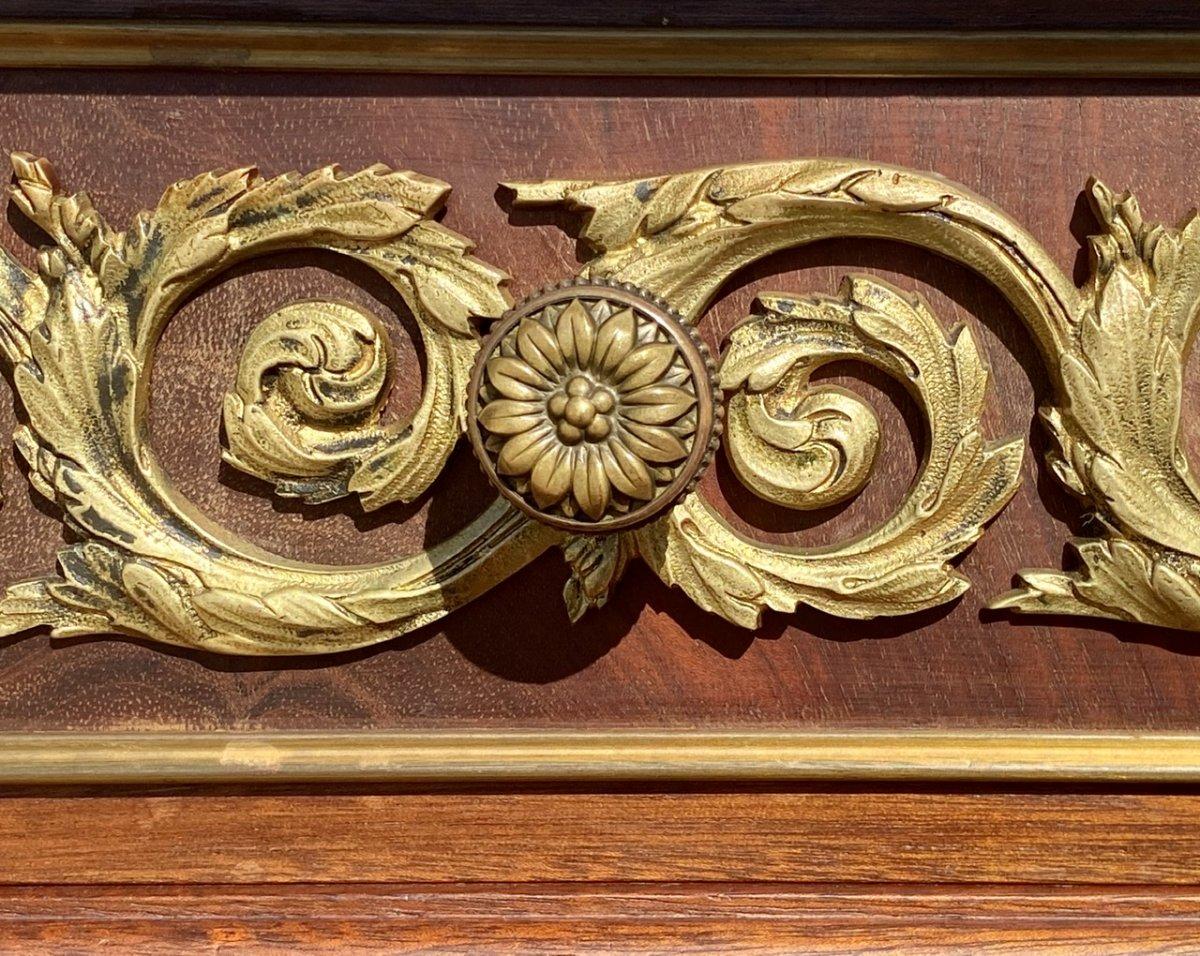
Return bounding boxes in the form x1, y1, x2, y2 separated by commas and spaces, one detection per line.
518, 159, 1200, 634
213, 170, 510, 509
992, 182, 1200, 628
561, 534, 635, 623
631, 277, 1023, 627
508, 160, 1075, 331
0, 154, 548, 653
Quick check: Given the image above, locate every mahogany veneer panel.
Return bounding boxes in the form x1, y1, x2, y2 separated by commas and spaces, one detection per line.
3, 883, 1199, 953
0, 789, 1198, 885
1, 73, 1199, 732
2, 787, 1199, 949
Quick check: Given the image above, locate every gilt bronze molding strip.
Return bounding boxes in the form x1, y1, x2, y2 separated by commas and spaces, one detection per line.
0, 23, 1199, 77
2, 730, 1200, 785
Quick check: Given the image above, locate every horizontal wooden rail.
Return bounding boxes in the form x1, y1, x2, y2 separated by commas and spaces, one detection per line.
0, 23, 1199, 76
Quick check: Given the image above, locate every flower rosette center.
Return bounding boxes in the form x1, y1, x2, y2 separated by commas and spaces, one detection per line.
467, 281, 719, 531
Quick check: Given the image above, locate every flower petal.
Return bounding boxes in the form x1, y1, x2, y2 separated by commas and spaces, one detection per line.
594, 307, 637, 374
572, 447, 611, 520
621, 422, 689, 463
517, 318, 565, 376
497, 425, 554, 476
601, 441, 654, 501
478, 398, 544, 436
487, 355, 550, 400
555, 299, 595, 368
530, 445, 572, 507
614, 342, 677, 391
620, 384, 697, 424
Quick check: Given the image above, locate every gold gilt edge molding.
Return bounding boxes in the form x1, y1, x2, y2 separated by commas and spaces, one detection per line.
1, 23, 1200, 76
1, 154, 1199, 650
3, 730, 1200, 785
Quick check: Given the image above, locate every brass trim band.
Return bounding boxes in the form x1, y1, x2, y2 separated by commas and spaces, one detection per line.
1, 730, 1198, 784
2, 22, 1200, 76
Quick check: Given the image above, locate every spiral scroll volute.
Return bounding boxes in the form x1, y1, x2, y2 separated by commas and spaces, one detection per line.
724, 361, 881, 512
222, 301, 394, 501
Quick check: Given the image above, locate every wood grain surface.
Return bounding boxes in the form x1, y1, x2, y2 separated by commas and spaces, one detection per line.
0, 789, 1197, 885
0, 787, 1196, 949
1, 787, 1200, 950
6, 0, 1200, 30
1, 72, 1200, 734
2, 882, 1199, 953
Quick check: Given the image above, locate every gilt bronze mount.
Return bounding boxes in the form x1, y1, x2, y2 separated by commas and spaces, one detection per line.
467, 279, 720, 533
0, 153, 1196, 655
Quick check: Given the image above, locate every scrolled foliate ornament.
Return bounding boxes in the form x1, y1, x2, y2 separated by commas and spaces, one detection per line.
0, 152, 555, 655
510, 158, 1200, 633
989, 180, 1200, 629
630, 276, 1023, 627
1, 150, 1200, 656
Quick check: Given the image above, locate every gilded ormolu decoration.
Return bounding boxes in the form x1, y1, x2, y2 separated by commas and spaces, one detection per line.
467, 280, 720, 531
0, 152, 1198, 655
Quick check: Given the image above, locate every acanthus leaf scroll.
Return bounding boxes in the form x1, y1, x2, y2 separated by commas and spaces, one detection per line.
0, 151, 1196, 655
990, 180, 1200, 629
629, 276, 1023, 628
0, 153, 559, 655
